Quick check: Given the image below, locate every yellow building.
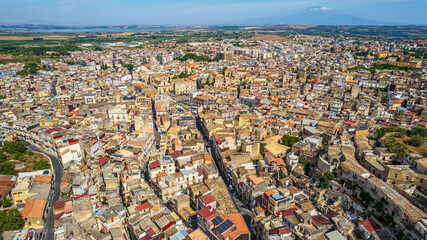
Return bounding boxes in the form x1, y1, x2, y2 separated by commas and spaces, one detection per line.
21, 199, 46, 229
355, 125, 369, 137
389, 100, 401, 111
40, 119, 59, 128
11, 179, 34, 205
385, 165, 427, 188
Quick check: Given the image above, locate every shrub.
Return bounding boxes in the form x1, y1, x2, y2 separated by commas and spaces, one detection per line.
391, 132, 405, 138
33, 160, 51, 170
281, 135, 301, 147
13, 153, 24, 161
383, 137, 408, 155
0, 161, 15, 175
411, 125, 427, 137
0, 153, 7, 163
2, 198, 12, 208
409, 135, 424, 147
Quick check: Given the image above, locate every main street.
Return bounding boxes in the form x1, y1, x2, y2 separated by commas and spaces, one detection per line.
25, 143, 63, 240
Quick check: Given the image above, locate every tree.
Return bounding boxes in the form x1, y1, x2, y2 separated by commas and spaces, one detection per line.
298, 156, 307, 166
13, 153, 24, 161
0, 152, 7, 163
3, 141, 27, 154
0, 209, 25, 234
203, 79, 211, 87
0, 162, 15, 175
281, 135, 301, 147
123, 64, 134, 79
33, 160, 51, 170
402, 49, 409, 55
2, 198, 12, 208
409, 135, 424, 147
320, 176, 329, 189
100, 63, 108, 70
410, 125, 427, 137
383, 137, 408, 155
322, 136, 331, 150
222, 66, 228, 75
324, 171, 335, 181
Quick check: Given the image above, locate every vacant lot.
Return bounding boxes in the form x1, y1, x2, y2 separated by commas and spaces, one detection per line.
396, 136, 427, 155
5, 151, 50, 172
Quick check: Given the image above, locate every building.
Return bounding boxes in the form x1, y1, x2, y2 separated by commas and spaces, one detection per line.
21, 199, 47, 229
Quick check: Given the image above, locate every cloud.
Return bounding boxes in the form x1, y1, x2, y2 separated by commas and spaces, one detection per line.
307, 5, 332, 11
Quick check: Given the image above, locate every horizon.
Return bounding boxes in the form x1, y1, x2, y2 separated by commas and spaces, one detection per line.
1, 0, 426, 26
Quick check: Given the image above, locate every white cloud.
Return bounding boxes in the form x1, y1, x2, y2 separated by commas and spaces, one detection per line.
307, 6, 332, 11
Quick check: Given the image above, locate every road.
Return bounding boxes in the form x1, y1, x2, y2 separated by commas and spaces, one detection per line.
195, 116, 254, 238
26, 143, 63, 240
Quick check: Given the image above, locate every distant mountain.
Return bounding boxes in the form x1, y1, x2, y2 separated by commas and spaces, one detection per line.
241, 7, 393, 26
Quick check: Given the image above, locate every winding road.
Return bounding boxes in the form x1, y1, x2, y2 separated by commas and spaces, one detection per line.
25, 143, 63, 240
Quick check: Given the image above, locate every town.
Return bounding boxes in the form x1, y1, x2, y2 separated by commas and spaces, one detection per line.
0, 32, 426, 240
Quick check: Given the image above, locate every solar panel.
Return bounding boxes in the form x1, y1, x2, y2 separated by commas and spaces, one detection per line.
212, 216, 223, 225
216, 219, 233, 233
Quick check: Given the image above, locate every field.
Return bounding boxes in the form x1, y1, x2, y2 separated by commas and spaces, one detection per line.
396, 136, 427, 155
0, 35, 76, 40
251, 34, 292, 42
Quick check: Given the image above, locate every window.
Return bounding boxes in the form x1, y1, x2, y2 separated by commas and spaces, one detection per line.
394, 174, 398, 178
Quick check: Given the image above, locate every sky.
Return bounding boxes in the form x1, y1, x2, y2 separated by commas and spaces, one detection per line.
0, 0, 426, 25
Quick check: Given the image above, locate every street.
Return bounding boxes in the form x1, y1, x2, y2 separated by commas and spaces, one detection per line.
195, 115, 254, 237
25, 143, 63, 240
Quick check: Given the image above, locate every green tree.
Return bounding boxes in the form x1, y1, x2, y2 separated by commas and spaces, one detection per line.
324, 171, 335, 180
409, 135, 424, 147
0, 161, 15, 175
298, 156, 307, 166
383, 137, 408, 155
410, 125, 427, 137
100, 63, 108, 70
0, 152, 7, 163
13, 153, 24, 161
123, 64, 134, 79
222, 66, 228, 74
2, 198, 12, 208
33, 160, 51, 170
281, 135, 301, 147
3, 141, 27, 154
322, 136, 331, 150
320, 176, 329, 189
0, 209, 25, 234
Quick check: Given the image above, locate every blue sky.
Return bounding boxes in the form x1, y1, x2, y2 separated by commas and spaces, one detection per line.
1, 0, 426, 25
